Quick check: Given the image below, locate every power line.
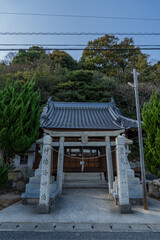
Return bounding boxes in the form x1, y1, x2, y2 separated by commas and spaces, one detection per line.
0, 32, 160, 36
0, 32, 160, 37
0, 11, 160, 22
0, 43, 160, 47
0, 48, 160, 52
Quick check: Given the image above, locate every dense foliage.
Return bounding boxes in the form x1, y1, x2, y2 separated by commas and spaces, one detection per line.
0, 159, 8, 189
0, 40, 159, 116
142, 92, 160, 177
0, 78, 41, 165
80, 35, 157, 83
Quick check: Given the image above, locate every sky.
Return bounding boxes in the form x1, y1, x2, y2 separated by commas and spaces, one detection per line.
0, 0, 160, 63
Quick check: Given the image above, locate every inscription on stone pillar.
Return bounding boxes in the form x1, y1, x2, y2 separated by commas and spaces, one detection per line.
38, 134, 52, 213
116, 135, 130, 206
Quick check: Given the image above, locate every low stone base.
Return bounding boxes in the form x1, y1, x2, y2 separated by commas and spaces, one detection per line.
118, 204, 132, 214
22, 198, 39, 205
37, 204, 50, 214
129, 198, 143, 205
113, 196, 143, 206
22, 190, 60, 206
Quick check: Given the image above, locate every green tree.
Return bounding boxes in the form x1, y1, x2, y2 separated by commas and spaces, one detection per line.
142, 92, 160, 177
0, 78, 41, 165
56, 70, 117, 102
49, 50, 78, 70
80, 35, 149, 82
148, 61, 160, 82
56, 70, 93, 101
0, 158, 8, 189
12, 46, 46, 65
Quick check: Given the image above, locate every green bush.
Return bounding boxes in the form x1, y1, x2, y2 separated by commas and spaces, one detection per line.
142, 92, 160, 177
0, 158, 8, 190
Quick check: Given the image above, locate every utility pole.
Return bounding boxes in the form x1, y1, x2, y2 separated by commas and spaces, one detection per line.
128, 69, 148, 210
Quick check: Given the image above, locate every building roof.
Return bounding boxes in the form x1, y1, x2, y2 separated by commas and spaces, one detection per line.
40, 97, 138, 130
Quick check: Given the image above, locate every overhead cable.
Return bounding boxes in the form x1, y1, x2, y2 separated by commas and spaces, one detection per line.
0, 48, 160, 51
0, 32, 160, 36
0, 43, 160, 47
0, 11, 160, 22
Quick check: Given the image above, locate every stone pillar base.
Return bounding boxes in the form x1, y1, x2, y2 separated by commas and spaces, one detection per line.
37, 204, 50, 214
118, 204, 132, 214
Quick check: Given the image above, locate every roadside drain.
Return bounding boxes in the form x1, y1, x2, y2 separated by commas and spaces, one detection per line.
0, 223, 159, 232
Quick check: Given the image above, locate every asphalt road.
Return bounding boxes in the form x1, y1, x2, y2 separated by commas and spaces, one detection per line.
0, 232, 160, 240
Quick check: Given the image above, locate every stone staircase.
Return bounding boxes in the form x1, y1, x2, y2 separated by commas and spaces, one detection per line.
63, 172, 107, 188
22, 168, 58, 204
112, 167, 143, 205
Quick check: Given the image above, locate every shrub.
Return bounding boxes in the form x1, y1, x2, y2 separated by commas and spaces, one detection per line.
0, 159, 8, 190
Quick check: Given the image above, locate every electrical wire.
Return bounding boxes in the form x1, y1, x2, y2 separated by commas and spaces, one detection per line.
0, 32, 160, 36
0, 48, 159, 51
0, 43, 160, 47
0, 11, 160, 22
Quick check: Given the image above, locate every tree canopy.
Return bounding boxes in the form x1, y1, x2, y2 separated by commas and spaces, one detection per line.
80, 35, 149, 82
12, 46, 46, 65
49, 50, 78, 70
0, 34, 159, 115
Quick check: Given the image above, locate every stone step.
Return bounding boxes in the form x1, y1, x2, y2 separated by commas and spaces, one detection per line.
22, 187, 59, 199
127, 169, 135, 177
29, 176, 55, 184
35, 169, 41, 177
63, 182, 107, 188
25, 183, 57, 194
128, 184, 143, 198
65, 172, 102, 177
127, 177, 140, 184
65, 180, 105, 183
64, 172, 103, 181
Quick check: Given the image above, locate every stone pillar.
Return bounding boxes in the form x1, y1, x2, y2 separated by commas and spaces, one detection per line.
116, 135, 132, 214
105, 136, 114, 194
37, 134, 52, 214
57, 137, 64, 193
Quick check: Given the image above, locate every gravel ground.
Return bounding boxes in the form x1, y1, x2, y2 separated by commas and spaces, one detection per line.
0, 192, 21, 210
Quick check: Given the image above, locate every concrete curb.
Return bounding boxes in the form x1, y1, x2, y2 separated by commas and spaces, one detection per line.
0, 222, 159, 232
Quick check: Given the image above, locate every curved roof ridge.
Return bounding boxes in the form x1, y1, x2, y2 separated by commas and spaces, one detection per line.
53, 101, 110, 109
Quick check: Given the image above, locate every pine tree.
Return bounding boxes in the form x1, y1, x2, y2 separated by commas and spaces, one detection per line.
0, 78, 41, 165
142, 92, 160, 177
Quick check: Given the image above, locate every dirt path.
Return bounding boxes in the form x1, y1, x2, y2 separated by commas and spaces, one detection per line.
0, 192, 21, 210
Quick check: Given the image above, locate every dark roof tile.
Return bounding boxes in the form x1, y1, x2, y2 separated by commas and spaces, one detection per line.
40, 99, 138, 130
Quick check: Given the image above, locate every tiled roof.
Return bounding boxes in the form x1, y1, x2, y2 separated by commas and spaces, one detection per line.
40, 97, 138, 130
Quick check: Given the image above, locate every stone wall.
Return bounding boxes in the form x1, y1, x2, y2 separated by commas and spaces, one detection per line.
149, 179, 160, 198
